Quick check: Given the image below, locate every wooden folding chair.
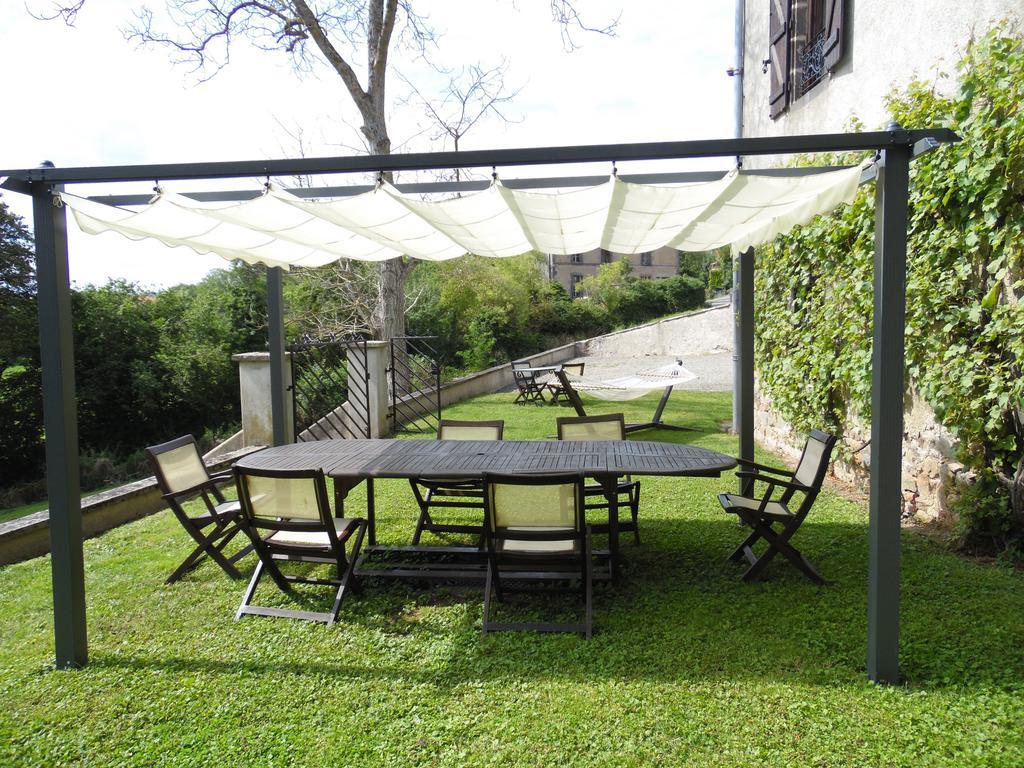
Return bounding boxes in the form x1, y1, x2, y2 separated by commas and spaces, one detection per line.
718, 429, 838, 583
233, 466, 367, 624
556, 413, 642, 545
145, 435, 252, 584
546, 362, 584, 404
409, 419, 504, 545
511, 361, 547, 404
482, 473, 592, 638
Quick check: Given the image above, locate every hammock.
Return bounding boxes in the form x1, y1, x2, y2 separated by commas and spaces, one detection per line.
561, 361, 697, 402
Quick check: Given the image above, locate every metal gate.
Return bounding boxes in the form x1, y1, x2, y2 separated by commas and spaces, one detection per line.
389, 335, 442, 434
289, 336, 371, 440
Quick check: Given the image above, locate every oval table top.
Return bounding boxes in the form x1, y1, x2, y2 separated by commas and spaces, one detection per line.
235, 438, 737, 480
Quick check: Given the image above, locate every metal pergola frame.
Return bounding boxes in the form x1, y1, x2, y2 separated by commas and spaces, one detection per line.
0, 126, 958, 683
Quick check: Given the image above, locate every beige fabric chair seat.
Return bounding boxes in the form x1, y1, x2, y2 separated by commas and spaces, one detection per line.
266, 518, 360, 548
497, 526, 579, 555
145, 434, 252, 584
719, 493, 792, 520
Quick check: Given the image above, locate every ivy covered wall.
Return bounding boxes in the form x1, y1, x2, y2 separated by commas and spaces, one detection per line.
755, 26, 1024, 558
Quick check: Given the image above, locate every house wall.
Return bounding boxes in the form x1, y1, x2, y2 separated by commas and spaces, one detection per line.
742, 0, 1022, 168
740, 0, 1021, 520
546, 246, 680, 296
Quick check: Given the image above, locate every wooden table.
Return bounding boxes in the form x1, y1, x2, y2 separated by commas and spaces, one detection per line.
235, 439, 736, 580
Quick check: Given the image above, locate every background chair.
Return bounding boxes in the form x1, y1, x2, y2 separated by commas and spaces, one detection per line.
718, 429, 838, 583
482, 473, 592, 638
409, 419, 504, 545
145, 434, 251, 584
511, 361, 547, 404
556, 413, 642, 545
546, 362, 585, 404
234, 466, 366, 624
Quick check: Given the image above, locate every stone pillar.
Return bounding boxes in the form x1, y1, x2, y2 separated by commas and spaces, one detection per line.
233, 352, 294, 446
365, 341, 391, 438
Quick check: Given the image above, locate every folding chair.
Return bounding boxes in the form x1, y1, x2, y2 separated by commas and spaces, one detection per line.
482, 473, 592, 638
718, 429, 838, 584
233, 466, 367, 624
546, 362, 584, 404
145, 435, 252, 584
409, 419, 504, 545
511, 361, 547, 404
556, 413, 642, 545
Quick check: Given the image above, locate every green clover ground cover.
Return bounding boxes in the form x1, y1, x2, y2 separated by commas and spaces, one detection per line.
1, 390, 1022, 767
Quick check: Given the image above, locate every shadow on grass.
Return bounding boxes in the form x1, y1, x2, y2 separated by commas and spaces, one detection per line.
92, 516, 1024, 693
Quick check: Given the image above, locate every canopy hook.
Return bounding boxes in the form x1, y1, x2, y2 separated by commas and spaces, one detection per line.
376, 170, 385, 187
264, 174, 271, 191
491, 165, 498, 181
612, 161, 618, 177
153, 180, 162, 194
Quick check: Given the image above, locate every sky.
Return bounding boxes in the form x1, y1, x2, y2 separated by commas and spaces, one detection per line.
0, 1, 737, 288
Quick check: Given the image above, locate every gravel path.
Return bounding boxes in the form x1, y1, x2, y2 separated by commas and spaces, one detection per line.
568, 352, 733, 392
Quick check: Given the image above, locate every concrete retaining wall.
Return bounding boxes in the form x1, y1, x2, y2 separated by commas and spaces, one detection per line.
581, 304, 731, 358
0, 447, 260, 567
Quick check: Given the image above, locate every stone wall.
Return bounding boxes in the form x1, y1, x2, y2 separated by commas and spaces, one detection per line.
582, 304, 732, 358
754, 382, 966, 523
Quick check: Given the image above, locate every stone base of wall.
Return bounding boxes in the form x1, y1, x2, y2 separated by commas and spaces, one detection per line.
754, 383, 968, 524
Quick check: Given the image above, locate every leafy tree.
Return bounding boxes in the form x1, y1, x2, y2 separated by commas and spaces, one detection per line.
0, 201, 44, 489
577, 258, 632, 313
0, 201, 37, 369
72, 281, 166, 453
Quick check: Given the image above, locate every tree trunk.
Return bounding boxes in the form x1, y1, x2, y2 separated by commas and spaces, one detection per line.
375, 258, 409, 340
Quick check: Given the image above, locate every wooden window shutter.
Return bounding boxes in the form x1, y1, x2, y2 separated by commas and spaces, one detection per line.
822, 0, 844, 71
768, 0, 791, 119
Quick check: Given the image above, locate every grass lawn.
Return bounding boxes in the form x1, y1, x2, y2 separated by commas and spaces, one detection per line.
1, 390, 1022, 767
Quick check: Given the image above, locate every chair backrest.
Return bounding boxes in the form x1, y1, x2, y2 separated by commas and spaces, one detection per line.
780, 429, 838, 513
511, 360, 531, 371
560, 362, 585, 377
793, 429, 838, 490
437, 419, 504, 441
145, 435, 211, 496
483, 473, 584, 534
556, 413, 625, 442
235, 467, 332, 527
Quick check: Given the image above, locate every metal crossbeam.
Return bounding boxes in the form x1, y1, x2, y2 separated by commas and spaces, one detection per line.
0, 129, 958, 187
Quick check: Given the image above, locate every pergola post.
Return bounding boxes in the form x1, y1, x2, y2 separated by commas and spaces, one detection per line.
32, 178, 88, 669
266, 266, 289, 446
735, 246, 756, 486
867, 136, 911, 684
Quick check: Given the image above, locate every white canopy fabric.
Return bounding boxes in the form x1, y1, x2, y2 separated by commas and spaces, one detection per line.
59, 164, 865, 268
560, 361, 698, 402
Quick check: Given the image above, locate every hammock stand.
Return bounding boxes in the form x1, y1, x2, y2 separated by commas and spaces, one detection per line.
552, 362, 698, 434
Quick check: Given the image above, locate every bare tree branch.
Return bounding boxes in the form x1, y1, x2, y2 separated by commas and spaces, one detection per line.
549, 0, 619, 50
398, 60, 522, 182
26, 0, 85, 25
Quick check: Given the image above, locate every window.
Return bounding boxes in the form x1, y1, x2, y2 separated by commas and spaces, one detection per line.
767, 0, 845, 118
570, 253, 583, 264
570, 273, 584, 298
640, 252, 653, 267
600, 249, 612, 263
